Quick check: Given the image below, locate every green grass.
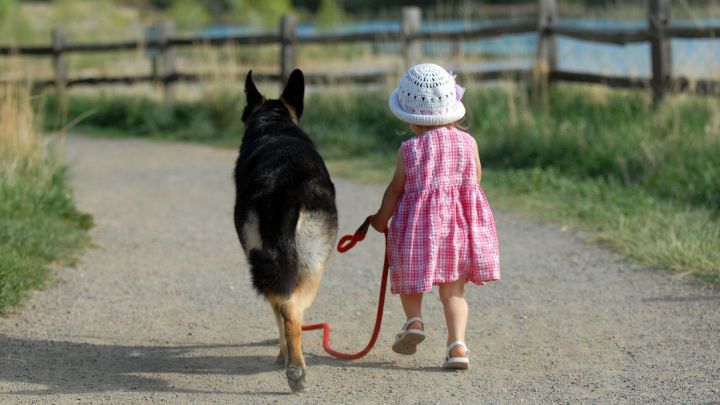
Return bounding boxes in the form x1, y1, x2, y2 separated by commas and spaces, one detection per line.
44, 91, 246, 142
0, 85, 91, 312
329, 162, 720, 285
0, 166, 93, 310
311, 86, 719, 210
47, 87, 720, 210
485, 169, 720, 285
43, 85, 720, 285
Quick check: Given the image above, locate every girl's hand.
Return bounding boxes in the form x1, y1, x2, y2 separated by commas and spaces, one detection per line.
370, 215, 388, 233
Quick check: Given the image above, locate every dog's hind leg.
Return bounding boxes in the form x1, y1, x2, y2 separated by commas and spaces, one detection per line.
272, 304, 288, 366
279, 299, 307, 393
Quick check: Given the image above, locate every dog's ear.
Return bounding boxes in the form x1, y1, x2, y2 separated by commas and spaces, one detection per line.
281, 69, 304, 121
242, 70, 265, 122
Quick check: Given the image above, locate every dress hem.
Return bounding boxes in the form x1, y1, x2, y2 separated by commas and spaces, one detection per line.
390, 276, 501, 295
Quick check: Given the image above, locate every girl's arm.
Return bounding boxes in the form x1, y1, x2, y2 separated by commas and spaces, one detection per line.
370, 149, 406, 232
473, 138, 482, 184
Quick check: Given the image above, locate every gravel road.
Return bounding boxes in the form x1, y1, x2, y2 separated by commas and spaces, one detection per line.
1, 135, 718, 404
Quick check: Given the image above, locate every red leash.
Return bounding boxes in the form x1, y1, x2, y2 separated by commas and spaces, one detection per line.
301, 216, 388, 360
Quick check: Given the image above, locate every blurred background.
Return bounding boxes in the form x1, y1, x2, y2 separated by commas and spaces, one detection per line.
1, 0, 719, 96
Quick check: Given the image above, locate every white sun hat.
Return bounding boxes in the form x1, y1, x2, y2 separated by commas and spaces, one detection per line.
388, 63, 466, 126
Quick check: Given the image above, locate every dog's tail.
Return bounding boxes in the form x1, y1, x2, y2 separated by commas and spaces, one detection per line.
247, 207, 299, 298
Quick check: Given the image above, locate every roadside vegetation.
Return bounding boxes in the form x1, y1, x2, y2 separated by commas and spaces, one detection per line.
0, 86, 91, 312
43, 84, 720, 284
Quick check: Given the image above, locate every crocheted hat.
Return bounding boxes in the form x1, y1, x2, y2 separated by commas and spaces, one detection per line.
388, 63, 466, 126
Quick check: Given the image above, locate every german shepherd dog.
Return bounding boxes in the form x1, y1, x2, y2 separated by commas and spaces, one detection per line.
234, 69, 338, 392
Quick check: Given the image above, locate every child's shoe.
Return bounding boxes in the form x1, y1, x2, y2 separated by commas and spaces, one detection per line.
443, 340, 469, 370
391, 317, 425, 355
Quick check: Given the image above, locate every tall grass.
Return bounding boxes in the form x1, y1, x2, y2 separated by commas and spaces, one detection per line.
311, 87, 719, 211
44, 91, 245, 142
0, 86, 43, 171
467, 86, 720, 210
484, 168, 720, 285
45, 86, 720, 211
311, 87, 720, 211
44, 84, 720, 284
0, 85, 91, 311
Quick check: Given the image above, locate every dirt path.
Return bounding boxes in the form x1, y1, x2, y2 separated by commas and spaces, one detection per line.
1, 135, 718, 403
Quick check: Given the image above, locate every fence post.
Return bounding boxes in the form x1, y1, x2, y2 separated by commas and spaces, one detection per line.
401, 7, 422, 69
280, 14, 297, 86
533, 0, 557, 103
145, 22, 162, 90
158, 21, 176, 106
536, 0, 558, 77
649, 0, 672, 103
452, 40, 464, 65
51, 28, 68, 94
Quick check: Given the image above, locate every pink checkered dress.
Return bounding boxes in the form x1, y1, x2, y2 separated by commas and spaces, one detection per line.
387, 126, 500, 294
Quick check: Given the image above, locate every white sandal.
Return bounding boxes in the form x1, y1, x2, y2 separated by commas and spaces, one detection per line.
443, 340, 469, 370
391, 317, 425, 355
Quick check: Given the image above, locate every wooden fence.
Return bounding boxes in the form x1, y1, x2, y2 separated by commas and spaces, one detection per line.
2, 0, 720, 103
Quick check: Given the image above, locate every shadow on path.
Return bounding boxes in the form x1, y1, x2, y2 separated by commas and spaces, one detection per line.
0, 335, 394, 395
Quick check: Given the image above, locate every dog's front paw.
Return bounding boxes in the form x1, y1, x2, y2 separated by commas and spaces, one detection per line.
286, 365, 306, 393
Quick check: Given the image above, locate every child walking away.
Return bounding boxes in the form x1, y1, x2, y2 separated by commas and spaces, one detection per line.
370, 63, 500, 370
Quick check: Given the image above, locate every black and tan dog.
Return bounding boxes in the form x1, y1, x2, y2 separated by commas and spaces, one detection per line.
234, 69, 338, 392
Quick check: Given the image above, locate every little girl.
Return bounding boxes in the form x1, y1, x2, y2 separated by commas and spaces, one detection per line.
370, 63, 500, 370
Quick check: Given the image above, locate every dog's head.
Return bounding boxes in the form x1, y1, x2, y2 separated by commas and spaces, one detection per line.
242, 69, 304, 124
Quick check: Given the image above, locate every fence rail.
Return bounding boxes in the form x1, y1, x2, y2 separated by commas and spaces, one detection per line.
1, 0, 719, 102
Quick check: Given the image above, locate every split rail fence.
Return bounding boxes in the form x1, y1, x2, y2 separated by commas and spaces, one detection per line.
1, 0, 719, 103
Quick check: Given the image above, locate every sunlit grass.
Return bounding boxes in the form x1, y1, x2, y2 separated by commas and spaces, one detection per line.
46, 85, 720, 210
43, 84, 720, 284
0, 86, 43, 172
484, 169, 720, 285
0, 85, 91, 312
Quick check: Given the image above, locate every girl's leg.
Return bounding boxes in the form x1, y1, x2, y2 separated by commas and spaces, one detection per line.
400, 293, 424, 330
439, 279, 468, 357
393, 292, 425, 355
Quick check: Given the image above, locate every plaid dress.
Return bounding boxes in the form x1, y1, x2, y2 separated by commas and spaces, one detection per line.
388, 127, 500, 294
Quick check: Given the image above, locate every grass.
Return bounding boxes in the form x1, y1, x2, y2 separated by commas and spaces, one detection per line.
48, 86, 720, 210
0, 86, 91, 312
328, 161, 720, 285
43, 84, 720, 285
484, 169, 720, 285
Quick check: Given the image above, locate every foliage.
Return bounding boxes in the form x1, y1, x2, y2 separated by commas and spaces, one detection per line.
313, 87, 720, 212
0, 86, 91, 311
45, 86, 720, 212
13, 0, 141, 43
484, 168, 720, 285
0, 167, 92, 310
465, 86, 720, 210
169, 0, 211, 29
0, 0, 31, 42
301, 87, 720, 208
44, 91, 245, 142
315, 0, 345, 30
229, 0, 294, 27
41, 85, 720, 284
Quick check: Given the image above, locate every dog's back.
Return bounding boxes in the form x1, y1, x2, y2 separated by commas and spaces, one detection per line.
234, 115, 337, 297
233, 70, 337, 392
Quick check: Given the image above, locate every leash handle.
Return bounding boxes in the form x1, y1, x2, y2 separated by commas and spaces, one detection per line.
337, 215, 373, 253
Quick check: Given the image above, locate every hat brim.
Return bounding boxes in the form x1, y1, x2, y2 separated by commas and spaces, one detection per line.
388, 88, 466, 126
